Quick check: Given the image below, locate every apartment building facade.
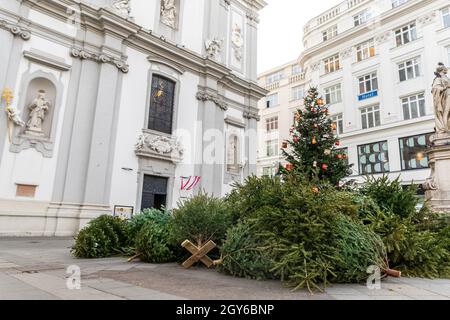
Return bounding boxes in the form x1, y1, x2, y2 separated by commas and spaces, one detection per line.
257, 0, 450, 186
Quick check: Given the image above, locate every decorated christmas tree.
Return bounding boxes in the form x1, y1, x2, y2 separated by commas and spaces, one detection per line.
281, 87, 353, 186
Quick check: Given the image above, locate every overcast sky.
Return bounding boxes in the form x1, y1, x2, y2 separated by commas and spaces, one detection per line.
257, 0, 341, 73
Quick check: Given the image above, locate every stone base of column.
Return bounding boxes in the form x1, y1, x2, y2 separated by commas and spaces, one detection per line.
0, 200, 110, 237
45, 202, 111, 237
424, 133, 450, 214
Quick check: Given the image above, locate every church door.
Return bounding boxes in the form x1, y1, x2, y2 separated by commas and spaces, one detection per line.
141, 175, 168, 210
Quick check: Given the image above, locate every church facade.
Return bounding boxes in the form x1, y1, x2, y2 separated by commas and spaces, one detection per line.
0, 0, 267, 236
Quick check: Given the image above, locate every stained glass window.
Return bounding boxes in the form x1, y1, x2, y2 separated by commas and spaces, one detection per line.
148, 75, 175, 134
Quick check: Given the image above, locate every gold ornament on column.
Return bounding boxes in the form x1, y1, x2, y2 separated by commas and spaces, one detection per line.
1, 87, 25, 142
2, 87, 14, 142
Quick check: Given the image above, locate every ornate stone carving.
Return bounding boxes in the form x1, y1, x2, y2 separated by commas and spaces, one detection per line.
340, 47, 353, 59
418, 11, 437, 26
243, 111, 260, 121
7, 106, 25, 127
135, 132, 184, 162
231, 23, 244, 62
0, 20, 31, 40
375, 31, 391, 44
246, 10, 260, 23
432, 63, 450, 133
109, 0, 132, 18
310, 61, 321, 72
2, 88, 25, 128
70, 47, 129, 73
423, 160, 438, 191
205, 38, 223, 62
25, 90, 50, 136
196, 90, 228, 111
160, 0, 177, 29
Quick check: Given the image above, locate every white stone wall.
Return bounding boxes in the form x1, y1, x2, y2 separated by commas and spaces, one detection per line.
0, 0, 266, 236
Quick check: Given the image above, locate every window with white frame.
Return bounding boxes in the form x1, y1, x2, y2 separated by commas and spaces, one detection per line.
356, 39, 375, 62
395, 23, 417, 47
292, 64, 302, 75
266, 94, 278, 108
443, 7, 450, 28
266, 71, 284, 85
398, 58, 421, 82
292, 86, 304, 101
324, 84, 342, 104
266, 116, 279, 132
402, 93, 426, 120
331, 114, 344, 135
354, 9, 372, 27
324, 54, 340, 74
361, 105, 381, 129
266, 140, 279, 157
322, 25, 338, 42
392, 0, 409, 8
359, 72, 378, 95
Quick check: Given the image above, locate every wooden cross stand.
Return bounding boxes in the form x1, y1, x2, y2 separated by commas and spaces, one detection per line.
181, 240, 216, 269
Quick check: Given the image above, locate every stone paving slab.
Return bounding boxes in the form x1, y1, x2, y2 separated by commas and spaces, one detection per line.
0, 238, 449, 300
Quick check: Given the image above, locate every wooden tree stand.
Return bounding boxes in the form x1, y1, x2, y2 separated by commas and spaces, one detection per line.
181, 240, 216, 269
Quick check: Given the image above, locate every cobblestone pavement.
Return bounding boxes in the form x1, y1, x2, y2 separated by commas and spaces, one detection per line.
0, 238, 449, 300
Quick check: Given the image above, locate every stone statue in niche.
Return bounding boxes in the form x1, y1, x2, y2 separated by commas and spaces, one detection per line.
26, 90, 50, 136
227, 135, 239, 173
432, 63, 450, 133
231, 23, 244, 61
161, 0, 177, 29
205, 38, 223, 61
110, 0, 132, 18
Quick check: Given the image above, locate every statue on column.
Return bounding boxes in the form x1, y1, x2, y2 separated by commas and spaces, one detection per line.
431, 63, 450, 133
26, 90, 50, 136
423, 64, 450, 212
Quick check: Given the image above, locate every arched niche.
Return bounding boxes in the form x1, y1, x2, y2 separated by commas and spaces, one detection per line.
10, 70, 64, 158
227, 134, 240, 174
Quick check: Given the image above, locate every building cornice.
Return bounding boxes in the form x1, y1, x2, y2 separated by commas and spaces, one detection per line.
17, 0, 266, 101
300, 0, 435, 64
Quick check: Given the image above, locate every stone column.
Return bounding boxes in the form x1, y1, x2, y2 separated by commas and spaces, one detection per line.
196, 86, 226, 197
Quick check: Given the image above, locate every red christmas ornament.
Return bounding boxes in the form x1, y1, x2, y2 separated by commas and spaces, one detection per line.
293, 136, 299, 143
337, 154, 343, 159
322, 164, 328, 170
285, 163, 294, 171
335, 140, 341, 146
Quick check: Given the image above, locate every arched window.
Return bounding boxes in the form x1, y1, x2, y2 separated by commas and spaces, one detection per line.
148, 75, 176, 134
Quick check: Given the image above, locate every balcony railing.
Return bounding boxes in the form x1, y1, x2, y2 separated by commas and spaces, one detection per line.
289, 73, 306, 84
264, 82, 280, 91
305, 0, 371, 31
